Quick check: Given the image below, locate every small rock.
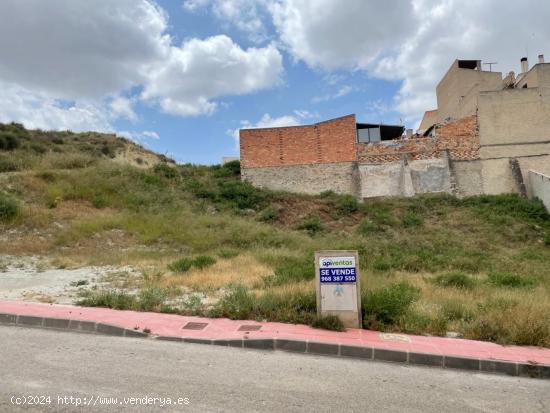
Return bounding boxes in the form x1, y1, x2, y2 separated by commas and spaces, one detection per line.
446, 331, 463, 339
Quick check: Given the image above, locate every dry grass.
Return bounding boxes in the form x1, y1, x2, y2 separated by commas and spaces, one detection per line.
161, 254, 272, 291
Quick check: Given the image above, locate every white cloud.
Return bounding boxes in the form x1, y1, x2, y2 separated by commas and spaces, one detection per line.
141, 131, 160, 140
0, 82, 114, 133
293, 109, 318, 119
142, 35, 283, 116
182, 0, 211, 12
227, 112, 301, 148
110, 97, 137, 122
183, 0, 269, 43
118, 130, 161, 142
369, 0, 550, 125
0, 0, 169, 101
270, 0, 414, 70
268, 0, 550, 126
0, 1, 284, 133
312, 85, 354, 103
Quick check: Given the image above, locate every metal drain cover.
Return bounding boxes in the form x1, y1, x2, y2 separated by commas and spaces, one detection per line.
238, 325, 262, 332
182, 322, 208, 331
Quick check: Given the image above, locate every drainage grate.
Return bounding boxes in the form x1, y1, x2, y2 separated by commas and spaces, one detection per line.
238, 325, 262, 332
182, 322, 209, 331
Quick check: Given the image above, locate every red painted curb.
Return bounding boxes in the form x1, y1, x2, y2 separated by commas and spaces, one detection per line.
1, 301, 549, 371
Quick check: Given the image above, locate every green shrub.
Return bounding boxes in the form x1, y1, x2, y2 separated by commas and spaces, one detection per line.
299, 214, 324, 235
402, 211, 424, 228
218, 180, 265, 210
254, 289, 317, 325
218, 249, 240, 259
0, 131, 20, 150
153, 163, 178, 179
463, 194, 549, 223
0, 156, 21, 172
362, 282, 420, 328
77, 290, 136, 310
264, 257, 315, 286
186, 179, 215, 199
367, 207, 397, 227
544, 233, 550, 246
193, 255, 216, 270
91, 194, 108, 209
441, 300, 473, 321
319, 190, 337, 198
336, 195, 359, 214
30, 143, 47, 154
356, 219, 379, 236
259, 206, 279, 222
222, 160, 241, 176
137, 287, 167, 311
169, 257, 193, 273
210, 284, 254, 320
311, 315, 345, 331
487, 272, 537, 288
0, 193, 20, 222
77, 288, 167, 312
433, 272, 476, 289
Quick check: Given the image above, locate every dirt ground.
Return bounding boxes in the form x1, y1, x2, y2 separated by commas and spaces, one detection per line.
0, 255, 139, 304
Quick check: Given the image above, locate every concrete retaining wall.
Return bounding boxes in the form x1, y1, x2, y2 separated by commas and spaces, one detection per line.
241, 162, 359, 196
358, 157, 452, 198
451, 160, 484, 197
529, 170, 550, 211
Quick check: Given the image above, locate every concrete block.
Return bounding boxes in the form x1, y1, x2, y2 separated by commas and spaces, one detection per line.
17, 315, 44, 327
275, 339, 307, 353
124, 329, 148, 338
307, 341, 339, 356
518, 363, 550, 379
243, 339, 275, 350
43, 317, 70, 329
0, 313, 17, 324
340, 345, 373, 359
409, 352, 444, 367
373, 348, 408, 363
212, 339, 243, 348
68, 320, 96, 332
480, 360, 518, 376
96, 323, 125, 336
183, 338, 212, 345
445, 356, 480, 371
157, 336, 184, 342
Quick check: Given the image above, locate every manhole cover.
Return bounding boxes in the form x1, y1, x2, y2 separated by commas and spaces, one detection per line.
238, 325, 262, 332
182, 322, 208, 330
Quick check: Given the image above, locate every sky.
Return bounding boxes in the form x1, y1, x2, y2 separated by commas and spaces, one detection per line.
0, 0, 548, 164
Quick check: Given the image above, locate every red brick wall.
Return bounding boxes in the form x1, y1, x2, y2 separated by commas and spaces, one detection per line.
239, 115, 358, 168
357, 116, 479, 163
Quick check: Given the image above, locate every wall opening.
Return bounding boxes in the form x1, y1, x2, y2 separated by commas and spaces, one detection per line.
356, 123, 404, 144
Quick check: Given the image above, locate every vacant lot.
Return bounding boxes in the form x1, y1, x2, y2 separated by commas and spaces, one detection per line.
1, 123, 549, 347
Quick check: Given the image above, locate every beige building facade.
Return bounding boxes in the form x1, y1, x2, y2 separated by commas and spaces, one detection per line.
420, 56, 550, 200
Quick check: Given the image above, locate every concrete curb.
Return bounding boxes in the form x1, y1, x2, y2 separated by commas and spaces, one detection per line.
154, 335, 548, 379
0, 312, 149, 339
1, 312, 548, 379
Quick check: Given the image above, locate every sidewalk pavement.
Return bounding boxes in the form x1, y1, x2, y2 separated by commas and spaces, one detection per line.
1, 300, 548, 378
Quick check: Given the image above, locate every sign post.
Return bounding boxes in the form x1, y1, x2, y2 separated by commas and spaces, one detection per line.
315, 250, 362, 329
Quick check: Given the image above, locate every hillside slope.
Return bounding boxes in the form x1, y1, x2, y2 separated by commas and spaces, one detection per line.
0, 122, 172, 173
1, 123, 549, 347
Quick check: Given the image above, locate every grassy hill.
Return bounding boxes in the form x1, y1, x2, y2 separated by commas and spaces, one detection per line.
1, 123, 549, 347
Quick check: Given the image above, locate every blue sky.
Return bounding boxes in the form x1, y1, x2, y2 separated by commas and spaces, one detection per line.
0, 1, 548, 164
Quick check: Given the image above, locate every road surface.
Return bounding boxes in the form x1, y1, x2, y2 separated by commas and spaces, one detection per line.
1, 326, 548, 412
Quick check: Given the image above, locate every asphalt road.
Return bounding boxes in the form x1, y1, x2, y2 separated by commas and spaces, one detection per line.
1, 326, 548, 413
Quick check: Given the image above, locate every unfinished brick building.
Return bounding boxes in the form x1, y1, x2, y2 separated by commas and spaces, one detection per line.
240, 56, 550, 201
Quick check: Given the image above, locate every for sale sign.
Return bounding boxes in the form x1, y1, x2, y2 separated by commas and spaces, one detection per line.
319, 256, 357, 283
315, 251, 362, 328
